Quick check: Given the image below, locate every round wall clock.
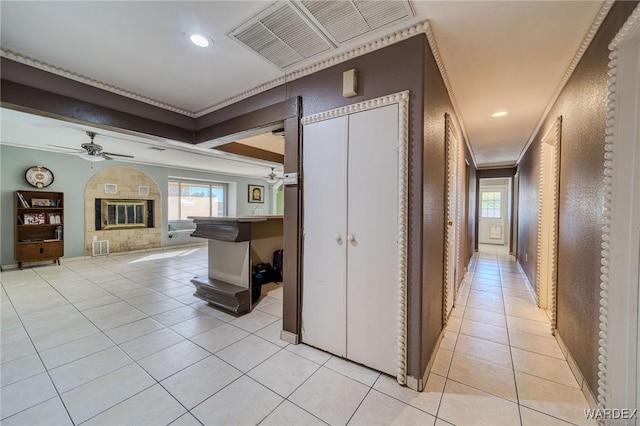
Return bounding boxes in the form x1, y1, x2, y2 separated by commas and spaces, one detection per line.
24, 166, 54, 188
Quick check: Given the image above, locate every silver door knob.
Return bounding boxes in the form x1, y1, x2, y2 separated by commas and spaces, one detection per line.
347, 233, 355, 242
334, 233, 342, 242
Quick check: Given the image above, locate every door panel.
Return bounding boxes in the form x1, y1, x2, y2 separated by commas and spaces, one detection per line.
478, 186, 507, 245
301, 116, 348, 356
42, 241, 63, 259
445, 131, 458, 318
346, 104, 399, 375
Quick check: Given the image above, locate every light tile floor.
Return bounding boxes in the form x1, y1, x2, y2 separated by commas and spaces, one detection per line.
1, 245, 595, 425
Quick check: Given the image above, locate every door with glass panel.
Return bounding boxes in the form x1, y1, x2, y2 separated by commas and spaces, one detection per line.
478, 182, 508, 245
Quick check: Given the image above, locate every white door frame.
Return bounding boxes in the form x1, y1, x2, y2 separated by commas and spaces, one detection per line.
478, 181, 509, 246
599, 5, 640, 418
444, 113, 464, 324
536, 117, 561, 329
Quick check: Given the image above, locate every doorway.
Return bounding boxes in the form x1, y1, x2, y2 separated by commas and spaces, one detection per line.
444, 114, 465, 323
600, 6, 640, 413
478, 178, 510, 246
300, 91, 410, 382
536, 117, 561, 319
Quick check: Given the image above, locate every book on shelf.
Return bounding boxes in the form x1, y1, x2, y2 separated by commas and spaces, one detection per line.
17, 215, 24, 225
23, 212, 45, 225
17, 192, 30, 208
47, 213, 62, 224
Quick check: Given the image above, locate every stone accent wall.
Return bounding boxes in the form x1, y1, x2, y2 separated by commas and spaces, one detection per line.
85, 166, 161, 255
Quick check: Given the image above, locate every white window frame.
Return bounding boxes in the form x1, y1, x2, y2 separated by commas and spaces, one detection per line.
168, 180, 228, 220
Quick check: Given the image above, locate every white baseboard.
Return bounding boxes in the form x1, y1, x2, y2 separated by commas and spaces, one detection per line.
555, 330, 598, 409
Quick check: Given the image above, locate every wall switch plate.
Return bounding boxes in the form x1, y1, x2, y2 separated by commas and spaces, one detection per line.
343, 68, 358, 98
284, 173, 298, 185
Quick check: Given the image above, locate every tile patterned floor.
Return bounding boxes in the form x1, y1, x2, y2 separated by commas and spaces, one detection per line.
1, 245, 595, 425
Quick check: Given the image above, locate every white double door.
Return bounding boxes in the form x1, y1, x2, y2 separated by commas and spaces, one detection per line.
302, 104, 399, 376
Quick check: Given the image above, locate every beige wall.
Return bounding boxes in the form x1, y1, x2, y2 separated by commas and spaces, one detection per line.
85, 166, 161, 254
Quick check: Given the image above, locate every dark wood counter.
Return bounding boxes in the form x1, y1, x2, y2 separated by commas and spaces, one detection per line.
189, 216, 283, 314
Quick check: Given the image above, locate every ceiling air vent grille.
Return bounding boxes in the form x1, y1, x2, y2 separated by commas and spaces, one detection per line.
229, 1, 413, 69
299, 1, 369, 44
230, 3, 332, 69
353, 0, 412, 30
298, 0, 414, 44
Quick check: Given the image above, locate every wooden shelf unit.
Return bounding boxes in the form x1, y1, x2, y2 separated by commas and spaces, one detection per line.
15, 190, 64, 270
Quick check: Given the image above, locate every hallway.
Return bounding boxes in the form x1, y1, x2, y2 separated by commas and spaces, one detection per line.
433, 244, 595, 425
1, 245, 594, 425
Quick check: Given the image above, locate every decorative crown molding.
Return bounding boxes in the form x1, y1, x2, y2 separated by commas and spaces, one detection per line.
2, 17, 476, 171
301, 90, 410, 386
0, 48, 195, 117
301, 91, 409, 124
517, 0, 614, 165
198, 21, 429, 117
424, 25, 477, 169
597, 3, 640, 411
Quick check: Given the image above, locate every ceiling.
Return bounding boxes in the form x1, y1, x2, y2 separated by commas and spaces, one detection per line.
0, 108, 284, 180
0, 1, 605, 168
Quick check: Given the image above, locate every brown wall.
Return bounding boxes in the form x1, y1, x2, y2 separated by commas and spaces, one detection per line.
196, 34, 473, 383
419, 40, 474, 376
195, 35, 431, 380
516, 0, 639, 394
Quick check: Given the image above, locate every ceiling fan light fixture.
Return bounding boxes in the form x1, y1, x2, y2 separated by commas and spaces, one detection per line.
81, 153, 106, 162
189, 32, 212, 48
266, 167, 279, 184
491, 111, 508, 118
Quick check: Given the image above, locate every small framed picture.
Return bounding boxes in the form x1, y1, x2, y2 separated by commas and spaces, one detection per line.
248, 185, 264, 203
31, 198, 52, 207
24, 212, 45, 225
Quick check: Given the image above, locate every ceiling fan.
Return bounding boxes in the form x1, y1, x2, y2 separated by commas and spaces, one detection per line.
49, 131, 134, 162
265, 167, 281, 184
80, 131, 134, 162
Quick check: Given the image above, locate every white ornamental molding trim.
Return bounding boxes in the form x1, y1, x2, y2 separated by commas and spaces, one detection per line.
548, 118, 561, 334
517, 0, 615, 164
443, 113, 454, 325
597, 4, 640, 411
301, 90, 410, 385
0, 48, 194, 117
425, 26, 476, 168
199, 21, 429, 118
455, 118, 465, 298
535, 116, 561, 334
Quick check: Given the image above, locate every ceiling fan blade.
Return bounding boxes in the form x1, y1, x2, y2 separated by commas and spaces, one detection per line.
103, 152, 134, 159
47, 144, 85, 153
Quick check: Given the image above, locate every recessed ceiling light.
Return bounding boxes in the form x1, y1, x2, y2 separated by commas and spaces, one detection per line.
189, 33, 212, 48
492, 111, 508, 118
